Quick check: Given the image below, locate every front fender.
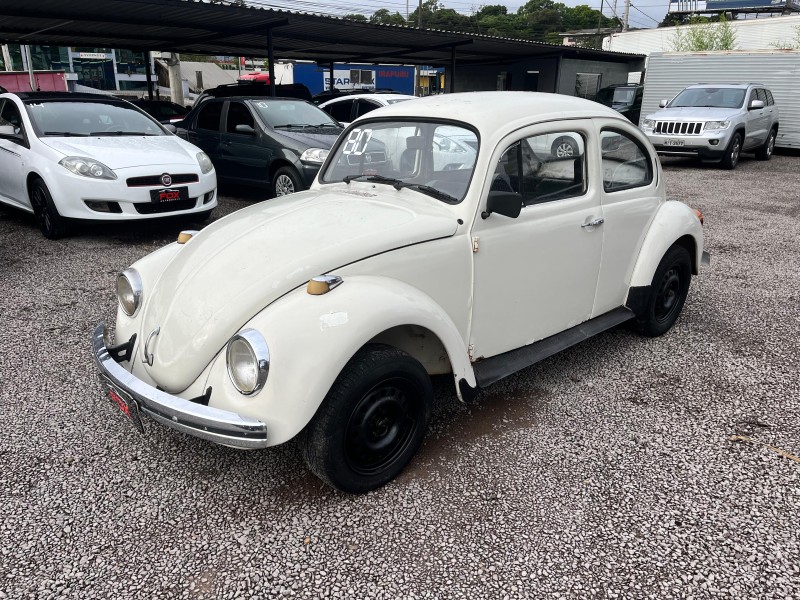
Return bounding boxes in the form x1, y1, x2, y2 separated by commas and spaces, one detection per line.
203, 275, 474, 445
628, 200, 704, 290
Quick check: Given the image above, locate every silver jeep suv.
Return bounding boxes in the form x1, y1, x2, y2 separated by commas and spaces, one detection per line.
640, 83, 778, 169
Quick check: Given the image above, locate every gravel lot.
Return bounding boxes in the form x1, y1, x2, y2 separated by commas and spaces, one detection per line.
1, 152, 799, 599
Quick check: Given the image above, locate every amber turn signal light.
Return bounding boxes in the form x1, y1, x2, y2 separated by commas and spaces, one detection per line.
177, 230, 199, 244
693, 209, 704, 226
307, 275, 343, 295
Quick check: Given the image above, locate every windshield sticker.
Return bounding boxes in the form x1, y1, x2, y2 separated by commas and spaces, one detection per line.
341, 128, 373, 156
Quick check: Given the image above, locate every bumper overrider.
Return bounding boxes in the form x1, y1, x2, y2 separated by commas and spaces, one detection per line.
92, 324, 268, 449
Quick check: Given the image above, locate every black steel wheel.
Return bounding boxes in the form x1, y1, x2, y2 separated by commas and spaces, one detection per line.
300, 344, 432, 493
634, 245, 692, 337
29, 178, 69, 239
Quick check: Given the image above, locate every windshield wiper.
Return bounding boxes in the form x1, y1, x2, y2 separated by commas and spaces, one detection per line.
313, 123, 340, 128
89, 131, 156, 136
342, 174, 458, 203
43, 131, 89, 137
274, 124, 312, 129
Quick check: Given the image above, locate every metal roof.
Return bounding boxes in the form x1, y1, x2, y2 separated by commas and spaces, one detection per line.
0, 0, 643, 67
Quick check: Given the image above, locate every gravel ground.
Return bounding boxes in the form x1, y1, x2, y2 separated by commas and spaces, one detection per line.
1, 153, 799, 599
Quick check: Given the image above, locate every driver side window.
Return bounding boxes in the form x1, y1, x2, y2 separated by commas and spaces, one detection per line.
600, 129, 652, 192
0, 100, 24, 138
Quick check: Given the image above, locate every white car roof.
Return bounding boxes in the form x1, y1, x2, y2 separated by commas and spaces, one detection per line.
355, 91, 623, 129
319, 93, 416, 107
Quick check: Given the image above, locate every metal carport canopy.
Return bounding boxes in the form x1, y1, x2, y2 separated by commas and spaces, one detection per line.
0, 0, 641, 67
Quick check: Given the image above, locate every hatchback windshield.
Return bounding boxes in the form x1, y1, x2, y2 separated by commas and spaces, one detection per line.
321, 120, 478, 203
670, 88, 745, 109
249, 99, 340, 129
26, 100, 166, 137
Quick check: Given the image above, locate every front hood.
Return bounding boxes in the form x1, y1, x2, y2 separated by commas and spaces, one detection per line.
139, 187, 458, 391
647, 107, 741, 121
274, 128, 342, 149
40, 135, 198, 169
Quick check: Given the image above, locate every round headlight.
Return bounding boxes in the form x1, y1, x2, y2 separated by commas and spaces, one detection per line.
116, 268, 143, 317
226, 329, 270, 395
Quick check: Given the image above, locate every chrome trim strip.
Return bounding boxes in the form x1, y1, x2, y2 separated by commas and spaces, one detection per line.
92, 323, 268, 449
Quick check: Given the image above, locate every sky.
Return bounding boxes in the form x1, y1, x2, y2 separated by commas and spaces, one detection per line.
246, 0, 671, 31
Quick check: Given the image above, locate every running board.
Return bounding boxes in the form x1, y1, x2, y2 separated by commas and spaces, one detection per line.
472, 307, 635, 388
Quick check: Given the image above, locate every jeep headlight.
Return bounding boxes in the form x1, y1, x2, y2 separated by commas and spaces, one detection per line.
116, 268, 143, 316
59, 156, 117, 179
641, 118, 655, 129
196, 151, 214, 174
300, 148, 329, 164
226, 329, 270, 395
704, 121, 730, 131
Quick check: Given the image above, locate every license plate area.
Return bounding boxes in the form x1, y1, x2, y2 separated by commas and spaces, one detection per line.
664, 139, 685, 147
104, 380, 145, 433
150, 186, 189, 203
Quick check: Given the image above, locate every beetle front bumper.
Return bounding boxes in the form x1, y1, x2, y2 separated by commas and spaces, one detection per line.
92, 324, 268, 449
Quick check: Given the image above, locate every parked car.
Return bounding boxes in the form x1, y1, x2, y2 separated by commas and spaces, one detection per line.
191, 82, 313, 109
175, 96, 343, 196
319, 93, 415, 125
311, 87, 402, 105
93, 91, 708, 493
0, 91, 217, 239
596, 83, 643, 124
640, 83, 778, 169
128, 99, 189, 124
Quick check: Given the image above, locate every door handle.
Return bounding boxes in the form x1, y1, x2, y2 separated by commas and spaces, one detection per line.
581, 217, 604, 228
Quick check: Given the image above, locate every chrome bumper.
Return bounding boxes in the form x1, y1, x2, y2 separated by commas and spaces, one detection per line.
92, 323, 268, 449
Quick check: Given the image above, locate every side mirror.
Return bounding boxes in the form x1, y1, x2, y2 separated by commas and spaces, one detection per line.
235, 124, 257, 135
163, 124, 177, 134
749, 99, 765, 110
658, 99, 668, 108
483, 190, 523, 219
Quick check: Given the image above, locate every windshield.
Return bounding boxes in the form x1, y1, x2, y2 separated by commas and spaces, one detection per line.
597, 87, 635, 106
670, 88, 745, 109
26, 100, 166, 136
320, 120, 479, 204
249, 99, 340, 128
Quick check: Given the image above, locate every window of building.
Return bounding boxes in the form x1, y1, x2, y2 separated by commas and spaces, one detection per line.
575, 73, 602, 101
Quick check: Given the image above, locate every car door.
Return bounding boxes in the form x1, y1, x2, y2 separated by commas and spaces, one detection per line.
0, 99, 30, 208
220, 100, 272, 183
469, 121, 604, 359
744, 88, 767, 150
754, 88, 773, 144
594, 123, 661, 315
187, 100, 223, 169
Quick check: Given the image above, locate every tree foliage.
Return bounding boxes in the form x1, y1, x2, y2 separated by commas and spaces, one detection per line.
348, 0, 616, 47
671, 15, 737, 51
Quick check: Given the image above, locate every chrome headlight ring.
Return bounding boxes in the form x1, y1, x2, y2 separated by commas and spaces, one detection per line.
226, 329, 270, 396
116, 268, 143, 317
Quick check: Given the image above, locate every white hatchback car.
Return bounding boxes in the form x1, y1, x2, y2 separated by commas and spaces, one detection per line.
93, 92, 709, 493
319, 93, 416, 125
0, 92, 217, 239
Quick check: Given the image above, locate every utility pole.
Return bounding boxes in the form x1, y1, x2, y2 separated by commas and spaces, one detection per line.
166, 52, 185, 105
622, 0, 630, 31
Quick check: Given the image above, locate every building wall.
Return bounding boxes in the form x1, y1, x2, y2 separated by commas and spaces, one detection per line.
604, 14, 800, 55
291, 63, 415, 95
557, 58, 639, 98
452, 58, 560, 93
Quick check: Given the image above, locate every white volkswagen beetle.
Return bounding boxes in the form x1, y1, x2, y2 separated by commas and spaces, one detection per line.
93, 92, 709, 493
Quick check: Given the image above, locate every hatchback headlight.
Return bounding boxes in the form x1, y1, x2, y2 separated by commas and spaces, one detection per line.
704, 121, 730, 131
226, 329, 270, 395
641, 118, 655, 129
116, 268, 143, 316
196, 151, 214, 174
300, 148, 329, 164
59, 156, 117, 179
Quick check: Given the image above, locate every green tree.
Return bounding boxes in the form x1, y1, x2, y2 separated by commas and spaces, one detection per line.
370, 8, 406, 25
672, 15, 736, 51
344, 13, 368, 22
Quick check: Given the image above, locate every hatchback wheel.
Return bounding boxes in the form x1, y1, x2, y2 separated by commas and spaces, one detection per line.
271, 166, 302, 197
29, 179, 69, 239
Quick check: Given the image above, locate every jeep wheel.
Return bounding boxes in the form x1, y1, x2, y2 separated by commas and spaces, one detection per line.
301, 345, 432, 493
721, 132, 742, 170
755, 128, 776, 161
271, 166, 302, 198
634, 245, 692, 337
30, 178, 69, 239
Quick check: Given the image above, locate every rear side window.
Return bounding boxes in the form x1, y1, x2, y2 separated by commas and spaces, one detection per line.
355, 100, 381, 118
765, 89, 775, 105
756, 88, 768, 104
326, 100, 353, 122
196, 102, 223, 131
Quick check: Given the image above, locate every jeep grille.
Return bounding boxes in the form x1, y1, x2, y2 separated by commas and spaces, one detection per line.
654, 121, 703, 135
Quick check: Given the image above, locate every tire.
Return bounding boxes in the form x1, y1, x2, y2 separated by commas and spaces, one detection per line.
29, 178, 69, 239
755, 128, 776, 161
720, 132, 742, 170
634, 245, 692, 337
300, 344, 433, 493
270, 166, 302, 197
551, 136, 577, 158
